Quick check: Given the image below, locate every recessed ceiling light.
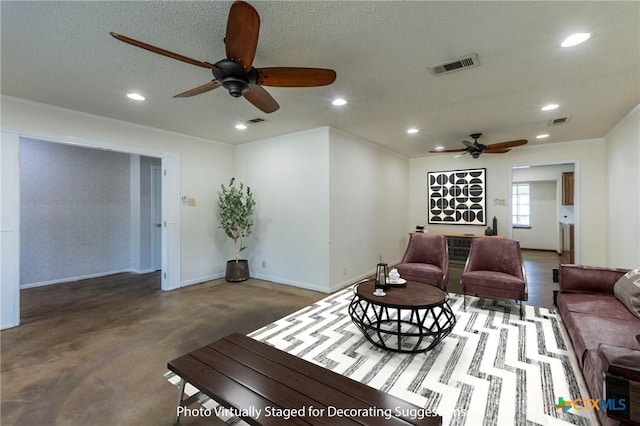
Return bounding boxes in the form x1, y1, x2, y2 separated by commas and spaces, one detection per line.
541, 104, 559, 111
561, 33, 591, 47
434, 146, 445, 151
406, 128, 419, 134
332, 98, 347, 106
536, 134, 550, 139
235, 123, 247, 130
126, 93, 146, 101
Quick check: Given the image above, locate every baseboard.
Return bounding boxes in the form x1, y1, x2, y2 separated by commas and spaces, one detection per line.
130, 268, 156, 275
249, 272, 330, 293
183, 265, 404, 294
329, 270, 376, 293
521, 248, 558, 253
20, 269, 132, 289
1, 321, 19, 330
180, 274, 224, 288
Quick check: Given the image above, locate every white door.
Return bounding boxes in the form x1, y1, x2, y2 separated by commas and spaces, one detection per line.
151, 166, 162, 271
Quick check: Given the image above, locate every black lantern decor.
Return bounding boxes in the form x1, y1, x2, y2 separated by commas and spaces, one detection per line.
375, 263, 389, 291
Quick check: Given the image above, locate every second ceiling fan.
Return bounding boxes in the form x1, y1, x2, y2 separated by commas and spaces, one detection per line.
431, 133, 528, 159
111, 1, 336, 113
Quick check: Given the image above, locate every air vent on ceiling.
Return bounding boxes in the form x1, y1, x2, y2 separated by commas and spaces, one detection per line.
247, 117, 266, 124
429, 54, 480, 76
548, 117, 570, 126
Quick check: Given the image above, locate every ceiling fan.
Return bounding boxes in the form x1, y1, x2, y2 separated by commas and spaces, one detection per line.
110, 1, 336, 113
430, 133, 528, 159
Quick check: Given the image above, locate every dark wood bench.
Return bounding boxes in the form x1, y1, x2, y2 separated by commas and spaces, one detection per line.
168, 332, 442, 426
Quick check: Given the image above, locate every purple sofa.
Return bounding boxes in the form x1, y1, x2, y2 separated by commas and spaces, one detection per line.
556, 264, 640, 426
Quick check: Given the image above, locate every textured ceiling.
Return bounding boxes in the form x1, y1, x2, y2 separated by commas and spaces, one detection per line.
1, 1, 638, 158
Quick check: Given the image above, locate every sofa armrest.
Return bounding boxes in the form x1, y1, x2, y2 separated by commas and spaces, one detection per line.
558, 264, 629, 294
599, 344, 640, 424
599, 344, 640, 382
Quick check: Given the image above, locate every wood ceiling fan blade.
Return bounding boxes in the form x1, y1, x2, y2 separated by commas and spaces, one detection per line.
486, 139, 528, 150
462, 140, 475, 148
430, 148, 466, 153
256, 68, 337, 87
225, 1, 260, 71
484, 149, 511, 154
110, 32, 218, 70
243, 85, 279, 113
174, 80, 221, 98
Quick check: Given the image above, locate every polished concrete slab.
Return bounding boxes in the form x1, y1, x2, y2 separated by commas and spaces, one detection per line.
1, 250, 559, 425
2, 275, 325, 425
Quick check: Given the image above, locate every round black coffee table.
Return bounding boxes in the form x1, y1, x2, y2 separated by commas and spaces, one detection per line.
348, 280, 456, 353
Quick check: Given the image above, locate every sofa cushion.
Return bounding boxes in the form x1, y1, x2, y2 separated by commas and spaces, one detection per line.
613, 268, 640, 319
559, 292, 637, 321
461, 270, 526, 292
396, 263, 443, 286
557, 295, 639, 367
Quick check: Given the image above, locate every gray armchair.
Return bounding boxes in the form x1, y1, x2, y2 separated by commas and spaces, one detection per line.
396, 234, 449, 290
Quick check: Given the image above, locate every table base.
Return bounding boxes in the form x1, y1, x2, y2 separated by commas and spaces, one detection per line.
348, 296, 456, 353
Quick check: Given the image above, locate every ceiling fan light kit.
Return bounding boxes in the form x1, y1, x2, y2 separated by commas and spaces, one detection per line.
110, 1, 336, 114
212, 59, 257, 97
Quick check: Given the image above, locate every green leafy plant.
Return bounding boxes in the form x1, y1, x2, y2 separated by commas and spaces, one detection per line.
218, 178, 256, 262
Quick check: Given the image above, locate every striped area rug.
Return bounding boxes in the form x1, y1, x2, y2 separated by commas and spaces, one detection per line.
165, 288, 595, 425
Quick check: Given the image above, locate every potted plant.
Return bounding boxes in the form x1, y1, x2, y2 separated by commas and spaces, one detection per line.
218, 177, 256, 282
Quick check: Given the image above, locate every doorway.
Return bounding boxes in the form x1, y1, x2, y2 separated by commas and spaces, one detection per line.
509, 160, 580, 263
0, 129, 181, 329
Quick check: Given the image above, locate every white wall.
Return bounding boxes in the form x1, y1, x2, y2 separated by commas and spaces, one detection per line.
235, 128, 331, 292
236, 126, 410, 293
606, 105, 640, 269
329, 128, 409, 290
1, 96, 235, 287
409, 138, 608, 266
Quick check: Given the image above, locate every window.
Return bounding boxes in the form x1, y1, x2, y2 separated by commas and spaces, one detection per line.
512, 183, 530, 227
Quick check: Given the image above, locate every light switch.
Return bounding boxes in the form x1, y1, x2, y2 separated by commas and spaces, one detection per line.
187, 198, 196, 207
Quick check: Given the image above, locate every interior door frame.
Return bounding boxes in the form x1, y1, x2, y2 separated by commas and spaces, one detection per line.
508, 159, 581, 264
0, 127, 181, 329
151, 165, 162, 272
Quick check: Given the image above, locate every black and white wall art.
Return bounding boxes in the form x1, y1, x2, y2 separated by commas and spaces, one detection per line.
428, 168, 486, 225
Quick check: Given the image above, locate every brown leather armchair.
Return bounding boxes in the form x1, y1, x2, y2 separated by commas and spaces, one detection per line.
396, 234, 449, 290
460, 238, 528, 319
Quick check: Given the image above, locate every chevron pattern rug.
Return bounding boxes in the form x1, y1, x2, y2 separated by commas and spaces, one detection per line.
166, 289, 595, 425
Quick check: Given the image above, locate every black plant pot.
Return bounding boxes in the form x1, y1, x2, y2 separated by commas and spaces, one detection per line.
226, 259, 249, 282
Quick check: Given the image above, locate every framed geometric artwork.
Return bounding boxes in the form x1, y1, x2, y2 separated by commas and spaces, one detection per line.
427, 168, 486, 225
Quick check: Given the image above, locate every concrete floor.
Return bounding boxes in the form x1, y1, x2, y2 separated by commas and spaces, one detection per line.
1, 250, 559, 426
1, 276, 325, 426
